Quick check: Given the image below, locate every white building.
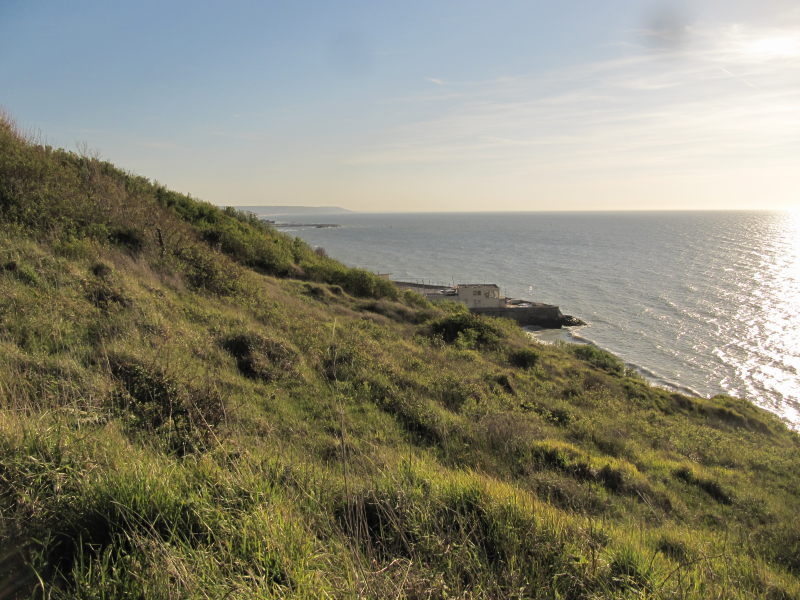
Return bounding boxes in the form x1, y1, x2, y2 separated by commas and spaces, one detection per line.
455, 284, 504, 309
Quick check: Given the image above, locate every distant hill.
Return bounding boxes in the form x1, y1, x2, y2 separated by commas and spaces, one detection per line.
234, 205, 354, 216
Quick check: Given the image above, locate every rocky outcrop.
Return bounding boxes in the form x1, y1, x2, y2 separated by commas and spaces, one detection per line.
560, 314, 586, 327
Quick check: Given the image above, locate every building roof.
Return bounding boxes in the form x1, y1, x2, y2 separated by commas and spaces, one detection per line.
456, 283, 499, 289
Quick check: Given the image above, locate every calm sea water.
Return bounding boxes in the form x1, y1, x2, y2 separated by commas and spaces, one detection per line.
253, 210, 800, 428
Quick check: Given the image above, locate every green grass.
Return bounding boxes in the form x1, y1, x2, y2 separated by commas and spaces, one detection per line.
1, 113, 800, 598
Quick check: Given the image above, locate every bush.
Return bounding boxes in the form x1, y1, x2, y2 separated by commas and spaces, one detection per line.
91, 262, 112, 278
221, 333, 299, 382
508, 347, 539, 369
200, 220, 295, 276
304, 262, 398, 299
428, 313, 504, 349
54, 236, 95, 259
571, 344, 625, 375
176, 246, 240, 295
108, 226, 146, 255
400, 289, 433, 309
656, 536, 691, 563
85, 280, 130, 310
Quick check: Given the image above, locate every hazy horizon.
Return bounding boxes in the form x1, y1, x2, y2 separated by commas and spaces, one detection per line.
236, 205, 796, 214
2, 0, 799, 212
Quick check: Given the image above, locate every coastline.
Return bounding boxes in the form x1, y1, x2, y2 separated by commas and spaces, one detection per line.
526, 325, 705, 399
285, 211, 800, 430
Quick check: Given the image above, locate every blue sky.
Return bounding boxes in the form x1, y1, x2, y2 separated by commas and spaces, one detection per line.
2, 0, 799, 211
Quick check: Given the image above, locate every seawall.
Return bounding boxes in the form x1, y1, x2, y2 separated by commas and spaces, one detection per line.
472, 305, 565, 328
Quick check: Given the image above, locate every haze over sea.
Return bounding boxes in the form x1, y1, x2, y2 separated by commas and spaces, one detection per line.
248, 209, 800, 428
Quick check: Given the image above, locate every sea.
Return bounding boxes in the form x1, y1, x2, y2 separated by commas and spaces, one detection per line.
246, 209, 800, 429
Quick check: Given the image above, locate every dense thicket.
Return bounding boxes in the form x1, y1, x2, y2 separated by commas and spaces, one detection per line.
1, 115, 799, 599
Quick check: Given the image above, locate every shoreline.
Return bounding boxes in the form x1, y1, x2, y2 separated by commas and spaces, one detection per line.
526, 326, 705, 399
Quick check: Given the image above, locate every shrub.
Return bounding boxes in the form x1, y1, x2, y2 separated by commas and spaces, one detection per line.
321, 341, 365, 383
434, 376, 485, 412
527, 402, 573, 426
400, 289, 433, 309
508, 347, 539, 369
108, 225, 146, 255
427, 313, 504, 349
200, 220, 295, 276
571, 344, 624, 375
176, 246, 240, 295
85, 280, 130, 310
221, 333, 299, 382
756, 522, 800, 575
91, 262, 112, 278
54, 236, 94, 259
304, 262, 398, 299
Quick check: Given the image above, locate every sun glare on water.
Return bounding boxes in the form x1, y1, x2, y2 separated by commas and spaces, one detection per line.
758, 212, 800, 425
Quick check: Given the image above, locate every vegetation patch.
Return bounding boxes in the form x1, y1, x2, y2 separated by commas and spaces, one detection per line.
673, 467, 733, 505
572, 344, 625, 375
358, 299, 434, 324
334, 473, 592, 599
609, 545, 653, 592
108, 225, 146, 255
427, 312, 504, 349
508, 346, 539, 369
656, 535, 692, 563
221, 332, 299, 382
108, 354, 224, 455
2, 260, 39, 285
176, 246, 241, 295
84, 280, 130, 310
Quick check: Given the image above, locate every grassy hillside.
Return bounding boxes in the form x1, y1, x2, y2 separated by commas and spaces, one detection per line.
1, 114, 799, 599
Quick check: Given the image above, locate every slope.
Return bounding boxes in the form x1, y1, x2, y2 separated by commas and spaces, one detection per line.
1, 115, 799, 599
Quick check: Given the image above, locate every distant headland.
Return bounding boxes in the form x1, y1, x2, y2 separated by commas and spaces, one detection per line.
233, 205, 353, 216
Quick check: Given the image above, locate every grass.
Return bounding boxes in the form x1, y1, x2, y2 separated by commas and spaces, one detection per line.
1, 112, 800, 598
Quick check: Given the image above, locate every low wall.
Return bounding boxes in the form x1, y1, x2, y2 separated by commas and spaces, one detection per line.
472, 304, 564, 328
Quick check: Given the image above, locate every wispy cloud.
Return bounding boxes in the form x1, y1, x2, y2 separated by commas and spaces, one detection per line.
425, 77, 446, 86
346, 22, 800, 182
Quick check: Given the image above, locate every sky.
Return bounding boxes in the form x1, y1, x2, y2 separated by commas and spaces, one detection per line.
1, 0, 799, 212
